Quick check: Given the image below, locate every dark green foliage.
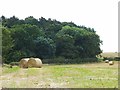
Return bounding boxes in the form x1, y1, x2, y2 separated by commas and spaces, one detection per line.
2, 16, 102, 63
55, 26, 102, 58
25, 16, 39, 26
34, 36, 56, 59
103, 57, 120, 61
42, 57, 98, 64
114, 57, 120, 61
55, 34, 78, 59
2, 27, 14, 63
2, 16, 19, 28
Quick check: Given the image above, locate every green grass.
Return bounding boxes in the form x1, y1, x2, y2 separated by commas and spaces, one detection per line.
1, 62, 118, 88
27, 68, 40, 76
2, 66, 20, 74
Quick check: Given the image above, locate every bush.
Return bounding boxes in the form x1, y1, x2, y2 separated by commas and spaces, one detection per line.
103, 57, 119, 61
43, 57, 99, 64
42, 57, 65, 64
2, 64, 11, 68
114, 57, 120, 61
9, 62, 19, 66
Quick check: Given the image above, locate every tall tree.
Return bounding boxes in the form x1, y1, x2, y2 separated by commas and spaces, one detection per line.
34, 36, 56, 59
2, 16, 19, 28
11, 24, 45, 59
2, 27, 13, 63
1, 16, 102, 63
25, 16, 39, 26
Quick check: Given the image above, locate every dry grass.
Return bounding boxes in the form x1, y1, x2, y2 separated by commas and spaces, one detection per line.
101, 52, 119, 58
1, 61, 118, 88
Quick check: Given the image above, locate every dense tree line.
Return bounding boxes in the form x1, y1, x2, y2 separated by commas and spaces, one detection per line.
1, 16, 102, 63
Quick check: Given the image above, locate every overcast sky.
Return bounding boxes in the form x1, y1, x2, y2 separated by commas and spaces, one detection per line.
0, 0, 119, 52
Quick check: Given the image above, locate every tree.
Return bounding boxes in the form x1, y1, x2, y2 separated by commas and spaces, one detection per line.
25, 16, 39, 26
55, 26, 80, 58
55, 25, 102, 58
3, 16, 19, 28
74, 28, 102, 58
1, 16, 102, 63
39, 17, 62, 39
2, 27, 14, 63
34, 36, 56, 59
55, 34, 79, 59
11, 24, 45, 59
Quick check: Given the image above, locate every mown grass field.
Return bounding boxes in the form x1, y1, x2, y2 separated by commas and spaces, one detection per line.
1, 61, 118, 88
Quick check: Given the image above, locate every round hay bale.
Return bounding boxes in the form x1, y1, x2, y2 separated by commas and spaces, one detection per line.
109, 61, 114, 65
19, 58, 29, 68
105, 60, 109, 63
28, 58, 42, 68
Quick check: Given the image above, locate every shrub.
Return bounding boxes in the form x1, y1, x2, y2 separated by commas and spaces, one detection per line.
114, 57, 120, 61
2, 64, 11, 68
103, 57, 119, 61
9, 62, 19, 66
43, 57, 98, 64
103, 57, 113, 60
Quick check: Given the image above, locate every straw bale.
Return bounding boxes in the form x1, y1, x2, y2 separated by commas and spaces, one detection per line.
19, 58, 29, 68
28, 58, 42, 68
109, 61, 114, 65
105, 60, 109, 63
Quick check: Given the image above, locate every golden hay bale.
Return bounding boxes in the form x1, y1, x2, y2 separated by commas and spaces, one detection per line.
105, 60, 109, 63
19, 58, 29, 68
109, 61, 114, 65
28, 58, 42, 68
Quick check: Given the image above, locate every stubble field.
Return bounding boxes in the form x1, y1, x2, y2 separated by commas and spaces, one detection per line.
1, 61, 118, 88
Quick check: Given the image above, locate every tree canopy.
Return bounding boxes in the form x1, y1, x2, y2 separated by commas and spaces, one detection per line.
1, 16, 102, 63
